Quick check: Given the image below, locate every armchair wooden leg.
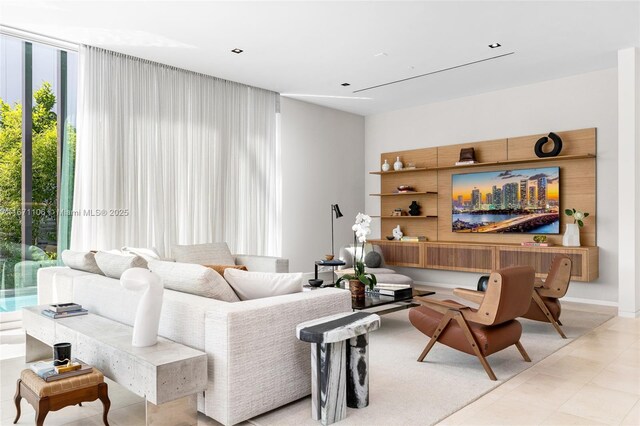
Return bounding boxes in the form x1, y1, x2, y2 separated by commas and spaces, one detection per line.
418, 311, 454, 362
514, 341, 531, 362
532, 291, 567, 339
453, 313, 497, 381
13, 379, 21, 424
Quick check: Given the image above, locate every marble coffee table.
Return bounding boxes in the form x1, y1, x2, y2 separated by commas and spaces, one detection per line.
296, 311, 381, 426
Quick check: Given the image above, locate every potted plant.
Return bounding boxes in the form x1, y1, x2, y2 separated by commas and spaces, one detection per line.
336, 213, 377, 300
563, 208, 589, 247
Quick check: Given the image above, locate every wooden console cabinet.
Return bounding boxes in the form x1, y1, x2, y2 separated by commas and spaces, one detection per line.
373, 240, 598, 282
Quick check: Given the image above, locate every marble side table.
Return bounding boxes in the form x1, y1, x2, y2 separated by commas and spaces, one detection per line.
296, 311, 381, 425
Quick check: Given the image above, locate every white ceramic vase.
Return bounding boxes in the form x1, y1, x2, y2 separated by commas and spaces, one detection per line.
393, 156, 403, 171
381, 159, 390, 172
120, 268, 164, 347
393, 225, 403, 240
562, 223, 580, 247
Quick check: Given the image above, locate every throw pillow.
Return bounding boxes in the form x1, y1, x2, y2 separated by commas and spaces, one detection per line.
171, 242, 235, 265
120, 246, 161, 262
224, 269, 303, 301
61, 250, 103, 274
95, 252, 148, 279
148, 260, 240, 302
364, 250, 382, 268
203, 264, 248, 276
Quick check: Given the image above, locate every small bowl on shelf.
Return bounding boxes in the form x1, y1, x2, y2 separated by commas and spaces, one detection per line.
386, 235, 395, 240
325, 254, 334, 261
308, 279, 324, 287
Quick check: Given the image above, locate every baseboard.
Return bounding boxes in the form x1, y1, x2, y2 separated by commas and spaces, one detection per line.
617, 310, 640, 318
414, 280, 619, 307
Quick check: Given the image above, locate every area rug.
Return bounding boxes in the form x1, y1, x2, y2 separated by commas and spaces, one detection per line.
247, 307, 614, 426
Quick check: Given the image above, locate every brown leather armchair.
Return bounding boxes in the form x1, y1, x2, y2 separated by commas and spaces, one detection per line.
522, 255, 572, 338
409, 266, 536, 380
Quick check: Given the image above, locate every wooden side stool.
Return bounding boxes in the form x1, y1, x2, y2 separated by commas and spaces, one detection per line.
14, 368, 110, 425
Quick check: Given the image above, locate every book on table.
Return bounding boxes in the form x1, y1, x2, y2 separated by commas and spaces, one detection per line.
49, 303, 83, 313
41, 306, 88, 319
31, 359, 93, 382
366, 284, 413, 298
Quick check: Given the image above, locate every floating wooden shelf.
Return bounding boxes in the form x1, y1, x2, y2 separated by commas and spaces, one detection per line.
369, 167, 428, 175
368, 154, 595, 175
369, 191, 437, 196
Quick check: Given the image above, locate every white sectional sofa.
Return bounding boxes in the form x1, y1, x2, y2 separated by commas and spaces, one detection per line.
37, 254, 352, 425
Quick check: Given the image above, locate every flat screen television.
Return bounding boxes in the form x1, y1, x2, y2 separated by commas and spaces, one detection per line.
451, 167, 560, 234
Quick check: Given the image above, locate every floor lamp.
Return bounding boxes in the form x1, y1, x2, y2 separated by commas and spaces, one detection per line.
331, 204, 343, 256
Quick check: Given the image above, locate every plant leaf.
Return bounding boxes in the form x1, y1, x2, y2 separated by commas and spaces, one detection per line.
583, 212, 589, 218
564, 209, 573, 216
572, 208, 576, 213
577, 220, 584, 227
360, 275, 371, 286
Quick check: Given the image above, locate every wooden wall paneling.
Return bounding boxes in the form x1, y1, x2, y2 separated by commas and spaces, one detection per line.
424, 243, 495, 273
380, 147, 438, 169
380, 217, 438, 241
436, 158, 596, 246
437, 139, 508, 167
507, 128, 596, 160
380, 170, 437, 194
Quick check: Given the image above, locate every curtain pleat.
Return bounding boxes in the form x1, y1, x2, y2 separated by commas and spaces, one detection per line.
71, 46, 281, 257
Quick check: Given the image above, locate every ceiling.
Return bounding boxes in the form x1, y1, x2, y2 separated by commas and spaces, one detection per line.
1, 1, 638, 115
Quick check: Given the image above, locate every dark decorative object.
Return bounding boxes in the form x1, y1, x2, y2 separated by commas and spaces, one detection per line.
364, 251, 382, 268
534, 132, 563, 158
308, 279, 324, 287
330, 204, 343, 256
476, 275, 490, 292
385, 235, 394, 240
409, 201, 421, 216
459, 147, 476, 162
396, 185, 414, 192
533, 235, 547, 243
53, 342, 72, 366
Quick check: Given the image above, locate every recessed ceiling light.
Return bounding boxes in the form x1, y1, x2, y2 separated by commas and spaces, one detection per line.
231, 48, 243, 54
488, 43, 501, 49
341, 83, 351, 87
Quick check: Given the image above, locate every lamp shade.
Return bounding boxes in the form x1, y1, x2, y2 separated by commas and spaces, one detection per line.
332, 204, 344, 219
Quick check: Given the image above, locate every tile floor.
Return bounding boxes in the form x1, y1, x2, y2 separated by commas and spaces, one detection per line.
1, 298, 638, 426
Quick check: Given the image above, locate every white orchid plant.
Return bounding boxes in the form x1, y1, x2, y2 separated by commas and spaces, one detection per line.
336, 213, 377, 290
564, 208, 590, 227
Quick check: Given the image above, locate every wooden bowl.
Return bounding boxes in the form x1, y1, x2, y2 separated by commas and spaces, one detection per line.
325, 254, 334, 261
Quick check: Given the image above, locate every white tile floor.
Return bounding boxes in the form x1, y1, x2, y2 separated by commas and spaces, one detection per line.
1, 299, 638, 426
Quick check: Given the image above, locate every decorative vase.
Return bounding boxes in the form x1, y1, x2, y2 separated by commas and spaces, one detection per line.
409, 201, 420, 216
381, 159, 390, 172
350, 279, 365, 300
562, 223, 580, 247
393, 225, 403, 240
393, 156, 403, 171
120, 268, 164, 347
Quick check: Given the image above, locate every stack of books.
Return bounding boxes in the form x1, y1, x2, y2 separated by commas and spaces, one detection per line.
41, 303, 88, 319
366, 284, 413, 299
455, 160, 478, 166
400, 236, 427, 242
521, 242, 552, 247
31, 359, 93, 382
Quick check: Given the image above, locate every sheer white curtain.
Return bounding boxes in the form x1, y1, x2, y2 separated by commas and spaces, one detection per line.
71, 46, 281, 257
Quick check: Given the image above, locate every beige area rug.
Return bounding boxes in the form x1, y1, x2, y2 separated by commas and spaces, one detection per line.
248, 308, 614, 426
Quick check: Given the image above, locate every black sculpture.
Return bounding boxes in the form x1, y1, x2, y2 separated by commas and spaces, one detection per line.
409, 201, 421, 216
534, 132, 563, 158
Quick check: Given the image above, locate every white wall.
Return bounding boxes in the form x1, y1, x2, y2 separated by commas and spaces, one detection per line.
365, 68, 618, 304
280, 97, 365, 273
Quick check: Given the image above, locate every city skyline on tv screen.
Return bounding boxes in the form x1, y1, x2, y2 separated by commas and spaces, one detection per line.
451, 167, 560, 234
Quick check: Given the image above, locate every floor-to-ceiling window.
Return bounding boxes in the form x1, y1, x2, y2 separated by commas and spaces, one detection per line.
0, 33, 77, 318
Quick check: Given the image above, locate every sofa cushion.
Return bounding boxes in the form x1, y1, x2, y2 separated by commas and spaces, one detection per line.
148, 260, 240, 302
95, 251, 148, 279
172, 243, 235, 265
224, 269, 303, 301
203, 264, 248, 276
120, 246, 161, 262
61, 250, 102, 274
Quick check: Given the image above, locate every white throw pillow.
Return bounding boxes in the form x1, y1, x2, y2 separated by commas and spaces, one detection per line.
120, 246, 161, 262
171, 243, 235, 265
61, 250, 102, 274
95, 251, 148, 279
224, 269, 303, 301
148, 260, 240, 302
